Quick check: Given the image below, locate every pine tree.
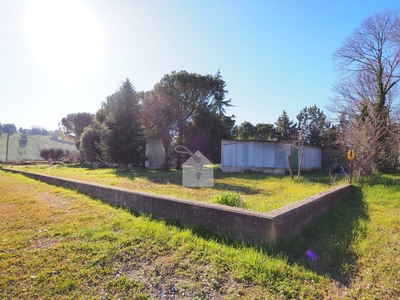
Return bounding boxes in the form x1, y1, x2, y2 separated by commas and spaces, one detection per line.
296, 105, 334, 147
100, 79, 145, 168
274, 110, 295, 141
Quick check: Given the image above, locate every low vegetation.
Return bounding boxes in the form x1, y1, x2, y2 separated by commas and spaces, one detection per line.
1, 168, 399, 299
213, 191, 246, 208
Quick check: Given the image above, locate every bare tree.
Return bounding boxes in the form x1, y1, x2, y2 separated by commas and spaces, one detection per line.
331, 9, 400, 173
337, 106, 396, 177
285, 123, 306, 181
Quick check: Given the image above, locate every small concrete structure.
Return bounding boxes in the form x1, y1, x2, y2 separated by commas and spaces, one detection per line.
1, 168, 351, 244
145, 139, 165, 169
220, 140, 321, 174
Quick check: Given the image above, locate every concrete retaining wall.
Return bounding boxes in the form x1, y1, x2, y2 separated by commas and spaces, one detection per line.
2, 168, 351, 244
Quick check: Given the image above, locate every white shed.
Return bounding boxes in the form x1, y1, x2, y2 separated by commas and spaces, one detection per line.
220, 140, 321, 174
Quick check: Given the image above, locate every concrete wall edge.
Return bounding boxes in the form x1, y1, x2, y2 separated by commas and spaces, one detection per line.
1, 168, 351, 244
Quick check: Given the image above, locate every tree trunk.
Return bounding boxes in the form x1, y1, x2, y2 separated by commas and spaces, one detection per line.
176, 122, 183, 170
163, 140, 169, 171
297, 148, 303, 181
287, 155, 294, 180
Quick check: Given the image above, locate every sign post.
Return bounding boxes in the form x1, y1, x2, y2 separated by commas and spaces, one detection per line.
347, 149, 355, 184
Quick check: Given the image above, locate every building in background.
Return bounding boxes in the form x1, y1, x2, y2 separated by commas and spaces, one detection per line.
220, 140, 321, 174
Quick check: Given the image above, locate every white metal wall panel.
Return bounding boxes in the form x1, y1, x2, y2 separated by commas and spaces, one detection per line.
313, 147, 322, 168
302, 146, 321, 169
221, 141, 235, 166
247, 142, 255, 167
263, 143, 276, 167
255, 142, 267, 167
236, 143, 245, 167
275, 143, 289, 168
220, 140, 321, 172
250, 142, 265, 167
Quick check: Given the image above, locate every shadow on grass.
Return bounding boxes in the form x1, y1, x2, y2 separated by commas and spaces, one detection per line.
64, 163, 98, 170
270, 186, 369, 286
65, 165, 335, 195
113, 167, 264, 195
114, 168, 183, 185
212, 182, 263, 195
297, 170, 345, 185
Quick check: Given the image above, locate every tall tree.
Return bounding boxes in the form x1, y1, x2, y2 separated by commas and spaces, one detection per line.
184, 103, 235, 163
332, 9, 400, 171
2, 123, 17, 135
237, 121, 256, 140
159, 71, 228, 169
254, 123, 275, 141
60, 112, 93, 160
274, 110, 295, 141
334, 9, 400, 116
60, 112, 93, 142
211, 70, 233, 120
80, 121, 103, 164
296, 105, 333, 147
99, 79, 145, 168
142, 84, 179, 170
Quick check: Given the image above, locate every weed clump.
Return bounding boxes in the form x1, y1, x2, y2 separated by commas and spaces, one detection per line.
213, 191, 246, 208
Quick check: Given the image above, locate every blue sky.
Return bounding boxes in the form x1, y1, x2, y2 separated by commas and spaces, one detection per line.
1, 0, 399, 131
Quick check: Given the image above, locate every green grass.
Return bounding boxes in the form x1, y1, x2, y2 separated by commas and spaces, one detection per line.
0, 132, 76, 162
8, 164, 347, 212
213, 191, 246, 208
1, 169, 400, 299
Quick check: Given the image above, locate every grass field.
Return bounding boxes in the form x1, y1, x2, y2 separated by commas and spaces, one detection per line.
7, 164, 347, 212
0, 133, 76, 162
1, 168, 399, 299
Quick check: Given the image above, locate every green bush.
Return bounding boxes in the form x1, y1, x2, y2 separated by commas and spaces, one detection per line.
213, 191, 245, 208
40, 148, 65, 160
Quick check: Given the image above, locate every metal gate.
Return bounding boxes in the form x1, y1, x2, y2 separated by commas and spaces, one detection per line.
290, 147, 299, 169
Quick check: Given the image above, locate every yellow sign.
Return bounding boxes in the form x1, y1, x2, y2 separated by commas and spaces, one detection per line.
347, 149, 355, 161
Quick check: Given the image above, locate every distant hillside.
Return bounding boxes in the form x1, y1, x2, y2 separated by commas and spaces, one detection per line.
0, 132, 77, 162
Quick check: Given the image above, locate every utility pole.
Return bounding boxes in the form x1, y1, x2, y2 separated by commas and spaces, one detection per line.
5, 129, 10, 163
